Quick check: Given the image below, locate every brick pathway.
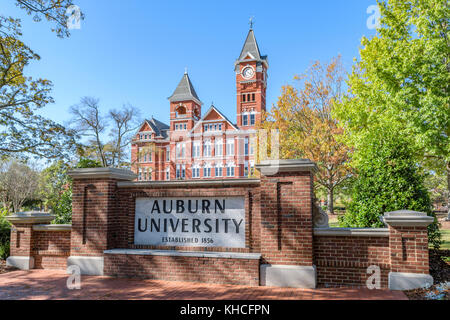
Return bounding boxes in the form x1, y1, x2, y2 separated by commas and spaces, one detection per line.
0, 270, 407, 300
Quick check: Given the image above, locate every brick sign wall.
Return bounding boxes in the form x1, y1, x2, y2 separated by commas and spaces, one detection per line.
6, 160, 435, 290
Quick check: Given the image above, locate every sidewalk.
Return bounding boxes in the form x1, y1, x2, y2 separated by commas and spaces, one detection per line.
0, 269, 407, 300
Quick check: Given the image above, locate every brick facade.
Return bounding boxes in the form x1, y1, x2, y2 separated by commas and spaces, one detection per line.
314, 235, 390, 288
130, 28, 269, 182
33, 231, 71, 270
104, 254, 260, 286
6, 162, 434, 290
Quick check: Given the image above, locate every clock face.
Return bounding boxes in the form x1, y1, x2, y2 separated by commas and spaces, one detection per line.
242, 67, 254, 79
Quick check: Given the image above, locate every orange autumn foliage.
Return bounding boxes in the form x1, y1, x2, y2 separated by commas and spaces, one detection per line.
259, 56, 353, 213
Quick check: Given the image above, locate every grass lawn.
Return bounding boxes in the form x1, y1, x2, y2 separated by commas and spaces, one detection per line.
440, 229, 450, 250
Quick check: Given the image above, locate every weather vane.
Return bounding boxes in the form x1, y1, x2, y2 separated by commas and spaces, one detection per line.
249, 16, 255, 29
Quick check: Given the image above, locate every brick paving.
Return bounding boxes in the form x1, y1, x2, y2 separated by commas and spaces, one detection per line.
0, 269, 407, 300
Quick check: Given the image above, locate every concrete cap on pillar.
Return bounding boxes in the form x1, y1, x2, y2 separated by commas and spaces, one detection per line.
255, 159, 317, 176
67, 167, 137, 181
6, 211, 55, 224
381, 210, 434, 227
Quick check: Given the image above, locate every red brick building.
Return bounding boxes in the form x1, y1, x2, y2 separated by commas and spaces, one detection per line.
131, 27, 268, 181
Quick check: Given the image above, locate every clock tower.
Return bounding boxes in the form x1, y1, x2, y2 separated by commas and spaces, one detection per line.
235, 27, 268, 129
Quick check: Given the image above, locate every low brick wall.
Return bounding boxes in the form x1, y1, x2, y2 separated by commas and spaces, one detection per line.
32, 229, 71, 270
104, 252, 260, 286
314, 230, 390, 288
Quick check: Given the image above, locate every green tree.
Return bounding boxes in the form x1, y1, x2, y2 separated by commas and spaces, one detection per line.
0, 1, 81, 160
339, 130, 441, 248
75, 158, 102, 169
0, 208, 10, 259
38, 160, 71, 223
334, 0, 450, 218
38, 158, 101, 224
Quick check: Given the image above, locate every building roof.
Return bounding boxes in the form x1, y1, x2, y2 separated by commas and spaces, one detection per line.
168, 72, 202, 105
236, 29, 268, 65
190, 105, 239, 134
139, 117, 170, 139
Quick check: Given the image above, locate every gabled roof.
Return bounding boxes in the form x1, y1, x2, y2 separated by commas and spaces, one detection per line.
168, 72, 202, 105
190, 105, 239, 133
236, 29, 268, 65
138, 117, 170, 139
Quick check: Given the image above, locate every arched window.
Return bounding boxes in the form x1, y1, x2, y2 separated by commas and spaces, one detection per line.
226, 162, 235, 177
203, 140, 211, 157
215, 139, 223, 157
192, 164, 200, 178
176, 105, 186, 118
203, 163, 211, 178
215, 162, 223, 177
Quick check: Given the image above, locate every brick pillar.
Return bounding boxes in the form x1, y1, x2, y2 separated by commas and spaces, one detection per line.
6, 212, 54, 270
67, 168, 136, 275
383, 210, 434, 290
256, 159, 317, 288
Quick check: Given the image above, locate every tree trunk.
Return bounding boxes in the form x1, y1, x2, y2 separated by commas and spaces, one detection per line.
446, 162, 450, 221
327, 188, 334, 215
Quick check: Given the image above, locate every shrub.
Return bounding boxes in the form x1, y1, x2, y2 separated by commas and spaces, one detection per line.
0, 208, 11, 260
339, 132, 441, 249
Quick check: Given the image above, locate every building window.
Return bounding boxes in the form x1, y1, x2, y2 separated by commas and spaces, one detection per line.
166, 147, 170, 162
203, 140, 211, 157
176, 164, 185, 179
193, 142, 200, 158
203, 165, 211, 178
252, 93, 255, 101
215, 139, 223, 157
192, 165, 200, 178
215, 164, 223, 177
219, 124, 222, 131
166, 168, 170, 180
250, 113, 255, 125
244, 137, 249, 156
176, 143, 185, 159
204, 124, 208, 132
243, 114, 248, 126
242, 94, 246, 102
138, 168, 142, 181
226, 139, 235, 156
244, 161, 249, 177
226, 164, 235, 177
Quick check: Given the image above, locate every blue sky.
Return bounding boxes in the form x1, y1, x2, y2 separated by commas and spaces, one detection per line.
1, 0, 377, 127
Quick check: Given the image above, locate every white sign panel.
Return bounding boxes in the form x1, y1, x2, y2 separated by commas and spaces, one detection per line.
134, 197, 245, 248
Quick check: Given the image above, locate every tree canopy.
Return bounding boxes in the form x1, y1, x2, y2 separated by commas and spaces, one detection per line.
334, 0, 449, 217
0, 1, 81, 160
259, 56, 353, 214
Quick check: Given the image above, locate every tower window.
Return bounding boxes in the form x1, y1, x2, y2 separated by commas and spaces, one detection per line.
252, 93, 255, 101
242, 94, 246, 102
250, 113, 255, 125
242, 114, 248, 126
